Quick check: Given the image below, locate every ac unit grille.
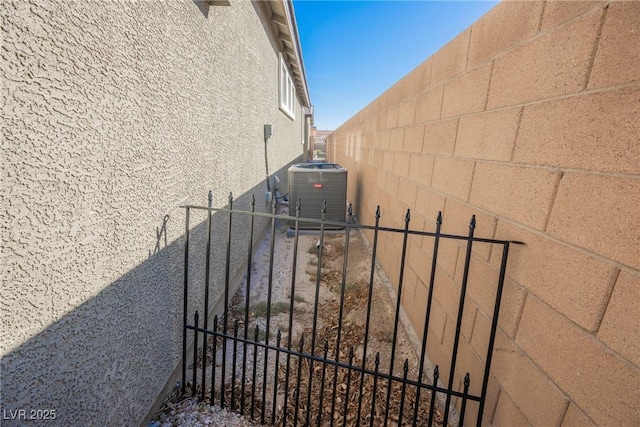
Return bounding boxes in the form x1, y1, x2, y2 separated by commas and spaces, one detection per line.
288, 163, 347, 229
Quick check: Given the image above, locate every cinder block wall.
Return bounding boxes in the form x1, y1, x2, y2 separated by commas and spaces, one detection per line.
327, 1, 639, 425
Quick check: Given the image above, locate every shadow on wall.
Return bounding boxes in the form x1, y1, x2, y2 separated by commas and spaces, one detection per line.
353, 176, 363, 220
192, 0, 210, 18
0, 160, 298, 426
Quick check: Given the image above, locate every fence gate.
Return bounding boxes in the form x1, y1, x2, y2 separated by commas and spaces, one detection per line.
180, 195, 517, 426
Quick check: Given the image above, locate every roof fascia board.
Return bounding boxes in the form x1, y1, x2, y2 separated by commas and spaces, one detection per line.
281, 0, 310, 108
255, 0, 311, 108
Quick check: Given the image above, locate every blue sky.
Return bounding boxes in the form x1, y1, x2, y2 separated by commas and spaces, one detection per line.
293, 1, 499, 130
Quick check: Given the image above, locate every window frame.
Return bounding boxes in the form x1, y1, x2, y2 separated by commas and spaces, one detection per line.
279, 53, 296, 120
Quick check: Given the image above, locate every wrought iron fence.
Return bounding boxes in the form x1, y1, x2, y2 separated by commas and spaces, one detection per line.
180, 194, 518, 426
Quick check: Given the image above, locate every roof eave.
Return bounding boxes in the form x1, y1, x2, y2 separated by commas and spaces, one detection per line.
268, 0, 311, 109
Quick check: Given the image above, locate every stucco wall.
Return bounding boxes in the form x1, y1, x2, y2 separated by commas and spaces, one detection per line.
328, 1, 639, 426
1, 0, 307, 424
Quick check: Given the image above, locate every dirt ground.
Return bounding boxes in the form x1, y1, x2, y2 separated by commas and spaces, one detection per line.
173, 213, 447, 426
230, 211, 446, 425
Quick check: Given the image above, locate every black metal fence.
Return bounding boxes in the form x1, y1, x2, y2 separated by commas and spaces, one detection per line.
180, 195, 517, 426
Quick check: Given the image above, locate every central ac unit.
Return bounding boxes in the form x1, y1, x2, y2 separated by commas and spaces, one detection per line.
288, 163, 347, 229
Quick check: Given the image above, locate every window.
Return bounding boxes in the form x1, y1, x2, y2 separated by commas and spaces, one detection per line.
279, 53, 295, 119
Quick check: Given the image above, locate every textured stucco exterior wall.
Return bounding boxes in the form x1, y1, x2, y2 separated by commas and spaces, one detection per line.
328, 1, 639, 426
1, 0, 307, 424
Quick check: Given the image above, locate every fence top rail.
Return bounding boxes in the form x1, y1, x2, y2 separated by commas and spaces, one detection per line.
180, 204, 524, 246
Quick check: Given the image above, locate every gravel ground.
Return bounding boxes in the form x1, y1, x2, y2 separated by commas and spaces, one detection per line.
149, 398, 259, 427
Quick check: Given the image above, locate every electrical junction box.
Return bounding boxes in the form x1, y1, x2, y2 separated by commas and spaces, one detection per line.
288, 163, 347, 229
